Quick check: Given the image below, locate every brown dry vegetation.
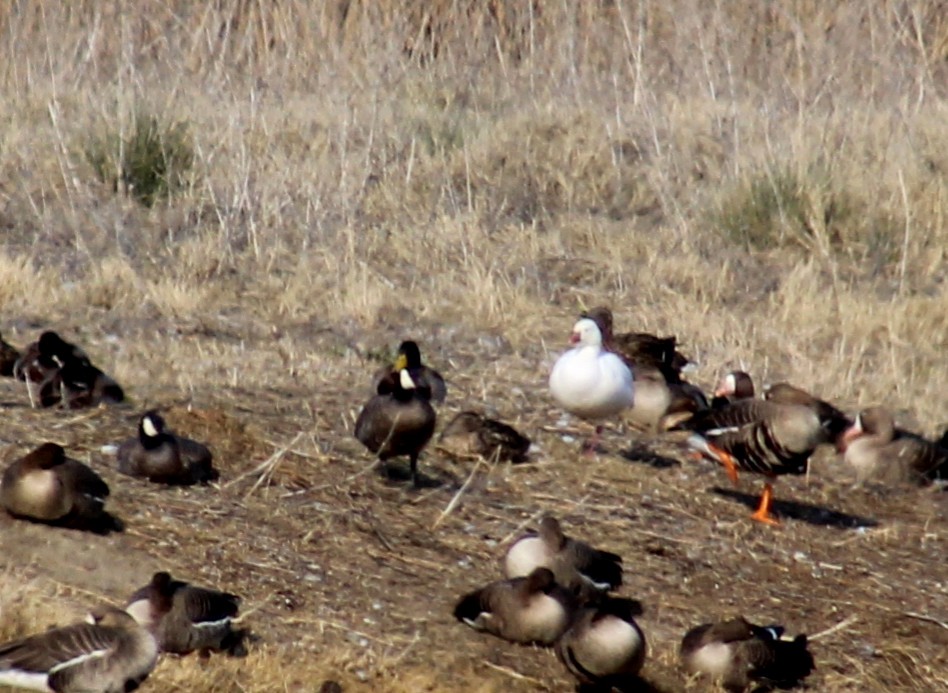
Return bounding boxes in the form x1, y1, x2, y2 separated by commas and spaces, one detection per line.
1, 1, 947, 691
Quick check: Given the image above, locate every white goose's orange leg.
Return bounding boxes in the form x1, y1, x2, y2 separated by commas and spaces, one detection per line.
750, 482, 780, 526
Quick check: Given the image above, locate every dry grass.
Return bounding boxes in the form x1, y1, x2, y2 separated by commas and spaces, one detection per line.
1, 2, 947, 691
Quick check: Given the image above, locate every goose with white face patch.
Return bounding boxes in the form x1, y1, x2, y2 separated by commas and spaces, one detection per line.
126, 572, 246, 657
0, 606, 157, 693
680, 617, 814, 693
549, 318, 634, 452
503, 515, 622, 599
556, 597, 647, 690
453, 567, 575, 645
116, 411, 218, 486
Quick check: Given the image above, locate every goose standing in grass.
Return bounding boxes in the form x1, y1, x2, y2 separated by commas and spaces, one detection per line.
437, 410, 531, 463
453, 567, 575, 645
0, 331, 20, 377
372, 340, 446, 404
549, 318, 634, 452
504, 515, 622, 598
680, 617, 814, 692
839, 407, 947, 485
672, 386, 834, 525
355, 368, 437, 487
117, 411, 218, 485
1, 443, 118, 533
0, 605, 158, 693
556, 597, 647, 690
126, 571, 246, 657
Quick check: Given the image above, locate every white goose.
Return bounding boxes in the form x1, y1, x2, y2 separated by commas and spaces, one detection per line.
549, 318, 634, 451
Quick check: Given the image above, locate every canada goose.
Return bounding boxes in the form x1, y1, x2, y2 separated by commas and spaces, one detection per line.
711, 371, 756, 409
839, 407, 947, 485
556, 597, 647, 689
0, 331, 20, 377
680, 617, 814, 692
13, 331, 124, 408
117, 411, 218, 485
0, 442, 117, 533
629, 365, 709, 432
549, 318, 634, 452
582, 306, 692, 383
453, 567, 575, 645
504, 515, 622, 597
673, 395, 831, 525
0, 605, 158, 693
355, 369, 437, 487
437, 411, 531, 463
126, 571, 245, 657
373, 340, 446, 404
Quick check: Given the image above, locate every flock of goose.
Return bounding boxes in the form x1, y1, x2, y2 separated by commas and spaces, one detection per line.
0, 306, 944, 691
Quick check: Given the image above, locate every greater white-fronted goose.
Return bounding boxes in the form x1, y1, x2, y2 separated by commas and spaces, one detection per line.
373, 340, 446, 404
549, 318, 634, 452
1, 443, 117, 533
673, 390, 832, 525
126, 571, 245, 657
711, 371, 756, 409
0, 605, 158, 693
504, 515, 622, 597
629, 365, 709, 432
437, 411, 531, 463
117, 411, 218, 485
13, 331, 124, 408
0, 331, 20, 377
556, 597, 647, 689
453, 567, 575, 645
840, 407, 947, 485
680, 617, 814, 692
582, 306, 692, 383
355, 369, 437, 487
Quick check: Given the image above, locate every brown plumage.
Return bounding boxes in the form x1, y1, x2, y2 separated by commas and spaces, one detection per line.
453, 567, 575, 645
0, 331, 20, 377
680, 617, 814, 692
0, 442, 118, 533
437, 411, 531, 463
126, 571, 245, 657
0, 606, 158, 693
629, 365, 709, 431
355, 369, 437, 486
503, 515, 622, 598
764, 382, 852, 443
117, 411, 218, 485
840, 407, 947, 485
674, 394, 831, 524
556, 597, 647, 689
582, 306, 692, 383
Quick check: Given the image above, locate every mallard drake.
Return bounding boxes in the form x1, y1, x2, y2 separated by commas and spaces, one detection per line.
556, 597, 647, 689
126, 571, 245, 657
0, 605, 158, 693
373, 340, 446, 404
117, 411, 218, 485
582, 306, 692, 383
839, 407, 947, 485
673, 390, 833, 525
504, 515, 622, 597
549, 318, 634, 452
680, 617, 814, 692
711, 371, 756, 409
0, 442, 117, 533
453, 567, 575, 645
629, 365, 709, 431
355, 369, 437, 487
437, 411, 531, 463
0, 331, 20, 377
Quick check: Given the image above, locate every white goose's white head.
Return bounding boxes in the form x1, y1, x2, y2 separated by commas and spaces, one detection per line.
569, 318, 603, 347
